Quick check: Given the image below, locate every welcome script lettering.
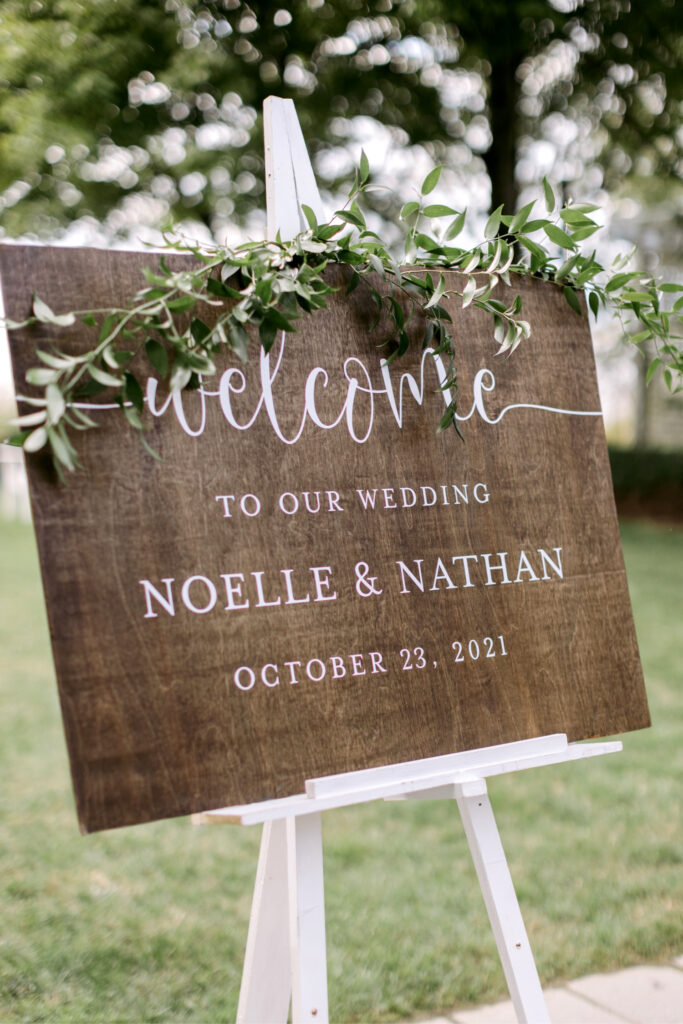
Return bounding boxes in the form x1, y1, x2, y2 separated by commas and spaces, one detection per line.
77, 332, 602, 442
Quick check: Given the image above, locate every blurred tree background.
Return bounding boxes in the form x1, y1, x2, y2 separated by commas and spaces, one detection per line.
0, 10, 681, 1018
0, 0, 681, 443
0, 0, 680, 239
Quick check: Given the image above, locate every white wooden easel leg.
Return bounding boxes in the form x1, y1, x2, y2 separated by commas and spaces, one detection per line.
455, 780, 550, 1024
237, 819, 291, 1024
287, 812, 329, 1024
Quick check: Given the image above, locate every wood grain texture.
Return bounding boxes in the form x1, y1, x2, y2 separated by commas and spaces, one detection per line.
0, 244, 649, 832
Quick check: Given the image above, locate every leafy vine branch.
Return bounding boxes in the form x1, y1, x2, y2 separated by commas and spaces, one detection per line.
5, 157, 683, 476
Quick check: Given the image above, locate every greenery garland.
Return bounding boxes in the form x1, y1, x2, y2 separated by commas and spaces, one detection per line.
5, 156, 683, 477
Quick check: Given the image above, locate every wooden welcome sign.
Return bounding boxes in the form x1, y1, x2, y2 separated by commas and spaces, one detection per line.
1, 244, 649, 832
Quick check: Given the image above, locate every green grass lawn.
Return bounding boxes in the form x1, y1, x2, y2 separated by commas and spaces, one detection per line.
1, 517, 681, 1023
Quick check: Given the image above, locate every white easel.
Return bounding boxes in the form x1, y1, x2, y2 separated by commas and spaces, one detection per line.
199, 97, 623, 1024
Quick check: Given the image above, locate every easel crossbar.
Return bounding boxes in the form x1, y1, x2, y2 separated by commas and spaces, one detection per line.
199, 738, 621, 825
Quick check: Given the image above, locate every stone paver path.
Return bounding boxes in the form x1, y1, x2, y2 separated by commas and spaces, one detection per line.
411, 958, 683, 1024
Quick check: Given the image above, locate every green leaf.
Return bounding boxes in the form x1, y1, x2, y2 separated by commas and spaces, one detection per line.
437, 399, 458, 435
7, 430, 32, 446
659, 283, 683, 293
522, 219, 548, 233
543, 177, 555, 213
123, 404, 143, 430
396, 329, 410, 357
103, 346, 123, 370
518, 236, 547, 261
46, 382, 65, 425
589, 291, 600, 319
253, 274, 272, 301
485, 204, 503, 240
563, 285, 582, 316
32, 294, 76, 327
400, 201, 420, 220
421, 165, 443, 195
317, 222, 344, 240
484, 237, 503, 272
145, 338, 169, 377
70, 407, 98, 429
629, 330, 652, 345
346, 271, 360, 295
266, 307, 296, 332
570, 225, 600, 242
359, 150, 370, 184
88, 364, 122, 388
555, 254, 580, 280
301, 204, 318, 230
259, 318, 277, 352
606, 272, 641, 292
413, 233, 440, 251
26, 366, 58, 386
169, 362, 193, 392
645, 357, 661, 384
190, 317, 211, 345
207, 276, 241, 299
574, 265, 602, 290
167, 295, 196, 312
74, 380, 106, 398
422, 320, 435, 349
460, 251, 481, 273
389, 297, 405, 329
366, 253, 385, 278
229, 323, 250, 363
560, 208, 595, 226
142, 266, 167, 285
10, 409, 47, 429
493, 315, 505, 344
3, 317, 32, 330
141, 434, 162, 462
349, 200, 366, 227
445, 210, 466, 240
47, 427, 75, 471
461, 276, 477, 308
425, 274, 446, 310
300, 238, 327, 256
185, 350, 215, 373
509, 201, 535, 234
544, 224, 576, 250
81, 313, 97, 327
24, 426, 48, 453
337, 247, 364, 265
423, 204, 457, 217
336, 210, 365, 229
98, 313, 118, 342
124, 372, 144, 413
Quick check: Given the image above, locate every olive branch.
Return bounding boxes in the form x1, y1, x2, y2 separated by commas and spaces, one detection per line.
5, 156, 682, 477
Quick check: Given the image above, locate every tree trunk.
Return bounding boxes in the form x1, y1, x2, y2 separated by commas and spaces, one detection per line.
483, 52, 520, 215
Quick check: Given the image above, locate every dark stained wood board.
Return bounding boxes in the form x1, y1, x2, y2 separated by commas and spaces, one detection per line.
0, 244, 649, 832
